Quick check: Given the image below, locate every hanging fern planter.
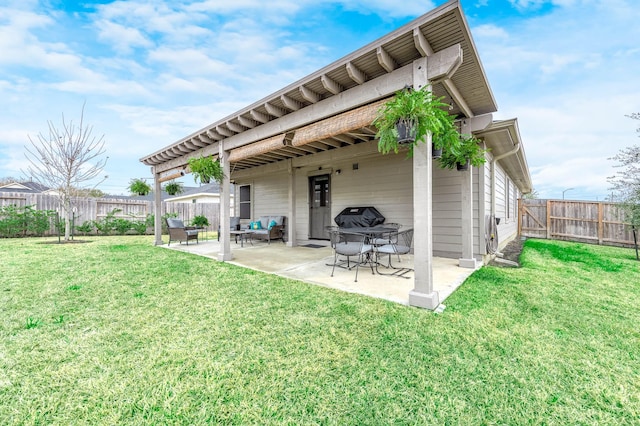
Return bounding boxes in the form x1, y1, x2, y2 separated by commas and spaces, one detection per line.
395, 118, 417, 145
373, 87, 460, 159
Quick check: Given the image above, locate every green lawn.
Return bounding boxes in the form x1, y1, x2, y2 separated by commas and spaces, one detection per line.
1, 237, 639, 425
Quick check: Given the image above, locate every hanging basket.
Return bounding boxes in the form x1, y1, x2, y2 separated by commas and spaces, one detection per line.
432, 143, 442, 159
456, 159, 470, 171
395, 118, 417, 145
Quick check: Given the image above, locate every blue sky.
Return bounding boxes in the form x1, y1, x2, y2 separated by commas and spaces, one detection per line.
1, 0, 639, 200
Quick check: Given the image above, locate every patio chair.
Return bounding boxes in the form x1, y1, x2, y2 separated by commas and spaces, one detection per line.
218, 216, 241, 242
371, 222, 402, 246
374, 228, 414, 278
166, 218, 199, 246
329, 229, 374, 282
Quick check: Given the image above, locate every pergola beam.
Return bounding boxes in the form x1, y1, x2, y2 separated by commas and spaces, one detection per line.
281, 94, 303, 111
442, 78, 473, 118
413, 27, 434, 56
250, 109, 270, 123
376, 46, 397, 73
300, 85, 321, 103
346, 62, 367, 84
265, 102, 286, 117
321, 75, 343, 95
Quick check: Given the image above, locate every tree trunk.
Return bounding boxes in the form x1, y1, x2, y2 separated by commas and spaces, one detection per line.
63, 198, 72, 241
633, 226, 639, 261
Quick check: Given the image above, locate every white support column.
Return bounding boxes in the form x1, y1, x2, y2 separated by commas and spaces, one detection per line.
218, 144, 233, 261
153, 168, 163, 246
409, 56, 439, 310
459, 119, 477, 268
287, 159, 297, 247
459, 114, 492, 267
459, 166, 476, 268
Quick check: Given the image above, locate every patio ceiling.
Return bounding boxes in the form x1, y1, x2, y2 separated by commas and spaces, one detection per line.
141, 0, 498, 174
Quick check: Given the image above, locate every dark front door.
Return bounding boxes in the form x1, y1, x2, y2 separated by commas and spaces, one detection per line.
309, 174, 331, 239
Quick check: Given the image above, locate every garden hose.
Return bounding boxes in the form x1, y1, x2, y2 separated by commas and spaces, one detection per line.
486, 214, 499, 255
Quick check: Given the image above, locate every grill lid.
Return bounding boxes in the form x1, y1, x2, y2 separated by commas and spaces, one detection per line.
334, 206, 385, 228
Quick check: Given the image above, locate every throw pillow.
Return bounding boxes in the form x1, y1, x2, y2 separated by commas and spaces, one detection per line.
268, 220, 278, 230
252, 221, 262, 230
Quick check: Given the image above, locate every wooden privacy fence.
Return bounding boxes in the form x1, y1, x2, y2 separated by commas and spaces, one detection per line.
0, 192, 221, 234
519, 199, 635, 247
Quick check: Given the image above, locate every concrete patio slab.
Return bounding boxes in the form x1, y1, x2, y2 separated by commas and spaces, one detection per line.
161, 238, 478, 307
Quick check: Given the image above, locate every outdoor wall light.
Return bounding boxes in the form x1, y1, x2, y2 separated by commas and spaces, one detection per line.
335, 169, 341, 175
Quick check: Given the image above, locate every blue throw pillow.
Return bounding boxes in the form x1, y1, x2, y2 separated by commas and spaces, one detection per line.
251, 221, 262, 230
268, 220, 278, 230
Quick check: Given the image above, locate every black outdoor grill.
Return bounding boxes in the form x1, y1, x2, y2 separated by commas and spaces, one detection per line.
334, 206, 385, 228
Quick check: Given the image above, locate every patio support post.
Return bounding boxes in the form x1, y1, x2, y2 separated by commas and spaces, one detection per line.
287, 159, 297, 247
459, 119, 478, 268
408, 56, 439, 310
218, 143, 233, 261
459, 166, 476, 268
153, 168, 163, 246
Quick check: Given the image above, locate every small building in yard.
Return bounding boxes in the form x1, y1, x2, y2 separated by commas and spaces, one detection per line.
140, 0, 532, 309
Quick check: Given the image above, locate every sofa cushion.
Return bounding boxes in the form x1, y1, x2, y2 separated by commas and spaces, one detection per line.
166, 218, 185, 228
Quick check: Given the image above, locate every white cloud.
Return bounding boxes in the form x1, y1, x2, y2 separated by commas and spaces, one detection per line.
94, 19, 153, 54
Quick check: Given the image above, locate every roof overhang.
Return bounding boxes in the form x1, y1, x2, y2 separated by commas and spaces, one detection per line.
474, 118, 533, 194
141, 0, 499, 174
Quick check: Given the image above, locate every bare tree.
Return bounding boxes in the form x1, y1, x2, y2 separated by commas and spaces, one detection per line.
608, 113, 640, 259
23, 105, 108, 241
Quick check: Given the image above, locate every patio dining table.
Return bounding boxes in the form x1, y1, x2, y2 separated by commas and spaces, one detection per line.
330, 226, 410, 274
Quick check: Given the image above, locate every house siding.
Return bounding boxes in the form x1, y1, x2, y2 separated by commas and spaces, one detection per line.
493, 161, 519, 250
232, 142, 486, 259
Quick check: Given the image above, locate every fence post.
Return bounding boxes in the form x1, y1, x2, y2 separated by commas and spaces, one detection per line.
517, 198, 522, 236
598, 202, 604, 245
546, 200, 552, 240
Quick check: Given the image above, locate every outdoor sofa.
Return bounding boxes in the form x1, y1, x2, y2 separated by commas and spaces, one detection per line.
247, 215, 286, 244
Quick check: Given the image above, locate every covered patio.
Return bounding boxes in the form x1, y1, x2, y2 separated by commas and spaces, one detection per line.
162, 239, 477, 306
141, 1, 531, 310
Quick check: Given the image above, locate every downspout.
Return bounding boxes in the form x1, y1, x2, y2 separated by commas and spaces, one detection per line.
489, 139, 520, 256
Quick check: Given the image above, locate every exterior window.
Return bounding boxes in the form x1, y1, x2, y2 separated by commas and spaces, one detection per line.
239, 185, 251, 219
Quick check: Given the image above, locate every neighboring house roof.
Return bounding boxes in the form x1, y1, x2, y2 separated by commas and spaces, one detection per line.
0, 181, 51, 193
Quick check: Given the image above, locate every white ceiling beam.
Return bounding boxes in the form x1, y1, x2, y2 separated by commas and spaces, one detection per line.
346, 62, 367, 85
299, 85, 321, 103
206, 130, 222, 140
264, 102, 286, 117
413, 27, 434, 56
225, 121, 244, 133
216, 125, 234, 137
190, 137, 206, 147
198, 135, 213, 145
442, 78, 473, 118
237, 115, 258, 128
321, 75, 343, 95
281, 94, 303, 111
376, 46, 396, 73
249, 110, 270, 123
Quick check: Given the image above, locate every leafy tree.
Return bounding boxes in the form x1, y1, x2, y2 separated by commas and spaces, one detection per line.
523, 189, 539, 199
608, 113, 640, 259
0, 176, 21, 186
23, 105, 108, 241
